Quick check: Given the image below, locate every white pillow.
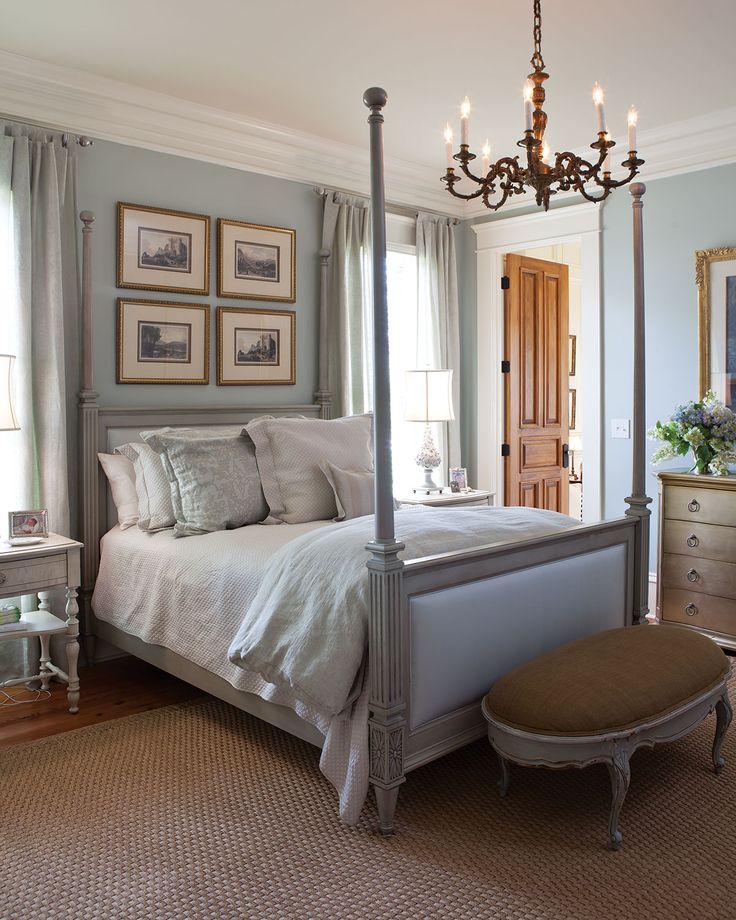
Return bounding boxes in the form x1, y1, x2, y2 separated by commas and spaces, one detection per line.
115, 441, 176, 532
322, 463, 375, 521
141, 426, 268, 537
244, 414, 373, 524
97, 452, 139, 530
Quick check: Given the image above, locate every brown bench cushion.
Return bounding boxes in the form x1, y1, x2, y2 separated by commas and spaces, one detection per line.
484, 625, 730, 736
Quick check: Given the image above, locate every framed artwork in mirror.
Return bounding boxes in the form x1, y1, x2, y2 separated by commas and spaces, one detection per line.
117, 203, 210, 295
696, 246, 736, 408
217, 306, 295, 385
217, 219, 296, 302
117, 298, 210, 384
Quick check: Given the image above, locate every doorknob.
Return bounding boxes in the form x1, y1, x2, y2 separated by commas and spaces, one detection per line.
562, 443, 570, 468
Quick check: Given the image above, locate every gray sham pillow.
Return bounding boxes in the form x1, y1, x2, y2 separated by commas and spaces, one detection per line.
141, 426, 268, 537
115, 441, 176, 532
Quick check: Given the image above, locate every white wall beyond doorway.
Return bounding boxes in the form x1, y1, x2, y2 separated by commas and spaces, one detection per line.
471, 204, 602, 522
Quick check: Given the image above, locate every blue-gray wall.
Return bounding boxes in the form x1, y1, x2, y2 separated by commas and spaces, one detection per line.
78, 140, 323, 407
457, 162, 736, 565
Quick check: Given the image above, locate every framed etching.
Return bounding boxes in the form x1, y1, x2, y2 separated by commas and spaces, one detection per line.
117, 298, 209, 384
568, 334, 577, 377
217, 306, 295, 385
696, 247, 736, 408
217, 219, 296, 302
117, 203, 210, 295
569, 388, 577, 430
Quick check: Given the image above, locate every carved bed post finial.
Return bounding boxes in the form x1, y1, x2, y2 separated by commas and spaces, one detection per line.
624, 183, 652, 626
315, 247, 332, 419
78, 209, 99, 665
363, 87, 407, 834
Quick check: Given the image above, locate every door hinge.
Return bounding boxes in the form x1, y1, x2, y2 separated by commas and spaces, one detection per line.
501, 443, 510, 457
501, 360, 510, 374
501, 275, 510, 290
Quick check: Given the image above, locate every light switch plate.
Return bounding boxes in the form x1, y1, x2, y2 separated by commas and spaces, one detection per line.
611, 418, 630, 439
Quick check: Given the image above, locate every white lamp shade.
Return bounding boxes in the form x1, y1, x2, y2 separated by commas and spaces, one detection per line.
0, 354, 19, 431
568, 433, 583, 452
404, 369, 455, 422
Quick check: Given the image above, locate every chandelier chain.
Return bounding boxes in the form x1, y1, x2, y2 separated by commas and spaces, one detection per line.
531, 0, 544, 71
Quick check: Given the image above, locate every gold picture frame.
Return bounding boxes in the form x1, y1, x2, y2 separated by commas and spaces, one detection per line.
117, 202, 210, 295
696, 246, 736, 406
217, 218, 296, 302
216, 306, 295, 385
117, 298, 210, 384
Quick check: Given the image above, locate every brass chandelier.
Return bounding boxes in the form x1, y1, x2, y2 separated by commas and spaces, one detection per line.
441, 0, 644, 211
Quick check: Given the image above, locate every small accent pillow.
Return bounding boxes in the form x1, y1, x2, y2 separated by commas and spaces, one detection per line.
244, 414, 373, 524
97, 452, 139, 530
115, 441, 176, 532
322, 463, 375, 521
141, 426, 268, 537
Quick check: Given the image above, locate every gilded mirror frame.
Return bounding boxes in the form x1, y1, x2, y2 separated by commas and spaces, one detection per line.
695, 246, 736, 399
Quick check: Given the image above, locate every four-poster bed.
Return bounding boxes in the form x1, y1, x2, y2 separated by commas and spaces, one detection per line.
76, 89, 651, 835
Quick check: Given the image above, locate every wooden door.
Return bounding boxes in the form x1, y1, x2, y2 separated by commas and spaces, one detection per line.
504, 254, 569, 513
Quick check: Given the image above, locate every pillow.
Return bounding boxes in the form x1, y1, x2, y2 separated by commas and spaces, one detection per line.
97, 452, 139, 529
244, 414, 373, 524
115, 441, 176, 532
141, 426, 268, 537
322, 463, 375, 521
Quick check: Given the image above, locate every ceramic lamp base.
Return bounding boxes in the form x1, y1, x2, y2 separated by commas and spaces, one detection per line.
413, 467, 444, 494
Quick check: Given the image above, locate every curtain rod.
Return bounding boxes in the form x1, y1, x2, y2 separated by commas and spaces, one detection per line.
0, 112, 94, 148
313, 185, 459, 225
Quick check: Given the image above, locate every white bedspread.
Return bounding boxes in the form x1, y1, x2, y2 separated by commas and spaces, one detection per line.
94, 505, 578, 824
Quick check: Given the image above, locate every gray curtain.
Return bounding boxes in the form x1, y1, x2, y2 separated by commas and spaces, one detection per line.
1, 122, 79, 538
322, 191, 372, 418
416, 212, 461, 468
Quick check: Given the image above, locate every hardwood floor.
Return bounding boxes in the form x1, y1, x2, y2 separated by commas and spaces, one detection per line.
0, 656, 202, 749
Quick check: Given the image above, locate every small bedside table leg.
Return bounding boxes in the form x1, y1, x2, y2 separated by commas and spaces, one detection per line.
39, 634, 52, 691
65, 585, 80, 713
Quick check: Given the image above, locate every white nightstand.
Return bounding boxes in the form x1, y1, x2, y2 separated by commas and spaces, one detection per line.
0, 533, 83, 713
396, 489, 493, 508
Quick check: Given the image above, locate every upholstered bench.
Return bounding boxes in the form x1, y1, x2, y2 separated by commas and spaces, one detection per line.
482, 625, 732, 849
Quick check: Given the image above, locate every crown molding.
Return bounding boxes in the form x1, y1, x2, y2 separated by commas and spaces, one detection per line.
1, 50, 734, 224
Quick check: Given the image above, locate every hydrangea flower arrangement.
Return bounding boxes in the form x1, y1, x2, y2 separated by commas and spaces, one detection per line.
649, 390, 736, 476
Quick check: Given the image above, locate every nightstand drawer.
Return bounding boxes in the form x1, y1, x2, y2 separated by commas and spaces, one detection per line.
661, 553, 736, 601
661, 588, 736, 636
0, 554, 67, 594
662, 520, 736, 563
664, 485, 736, 527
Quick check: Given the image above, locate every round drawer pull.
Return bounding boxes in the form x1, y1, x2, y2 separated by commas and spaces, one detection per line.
688, 499, 700, 512
687, 569, 700, 583
0, 572, 5, 585
685, 603, 698, 617
687, 533, 699, 548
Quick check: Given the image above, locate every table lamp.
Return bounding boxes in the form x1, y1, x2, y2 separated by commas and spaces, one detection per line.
405, 369, 454, 493
569, 432, 583, 479
0, 355, 19, 431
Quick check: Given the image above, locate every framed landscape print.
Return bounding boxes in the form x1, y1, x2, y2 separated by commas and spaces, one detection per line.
117, 203, 210, 295
117, 299, 209, 384
217, 219, 296, 302
217, 306, 295, 385
697, 247, 736, 408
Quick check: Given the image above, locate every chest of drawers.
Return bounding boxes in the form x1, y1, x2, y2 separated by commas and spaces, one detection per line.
656, 471, 736, 649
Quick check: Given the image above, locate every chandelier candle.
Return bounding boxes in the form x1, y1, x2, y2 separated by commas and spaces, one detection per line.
441, 0, 644, 211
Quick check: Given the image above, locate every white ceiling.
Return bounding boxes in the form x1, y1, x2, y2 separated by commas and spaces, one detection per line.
1, 0, 734, 172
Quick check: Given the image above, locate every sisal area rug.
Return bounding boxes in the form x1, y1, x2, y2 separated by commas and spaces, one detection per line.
2, 688, 735, 920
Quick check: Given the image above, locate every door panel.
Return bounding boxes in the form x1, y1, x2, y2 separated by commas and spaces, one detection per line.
505, 254, 569, 514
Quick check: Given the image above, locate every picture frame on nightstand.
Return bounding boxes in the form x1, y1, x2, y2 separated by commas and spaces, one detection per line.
9, 509, 48, 539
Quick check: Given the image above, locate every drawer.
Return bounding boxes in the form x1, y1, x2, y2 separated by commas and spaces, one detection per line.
664, 485, 736, 527
662, 520, 736, 564
661, 553, 736, 601
0, 554, 67, 594
661, 588, 736, 637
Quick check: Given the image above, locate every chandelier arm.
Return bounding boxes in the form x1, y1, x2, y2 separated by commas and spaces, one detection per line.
573, 182, 611, 204
441, 179, 486, 201
594, 163, 642, 189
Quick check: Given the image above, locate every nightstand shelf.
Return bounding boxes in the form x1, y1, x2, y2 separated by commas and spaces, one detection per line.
0, 534, 83, 712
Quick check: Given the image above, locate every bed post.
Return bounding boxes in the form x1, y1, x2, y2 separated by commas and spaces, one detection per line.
315, 247, 332, 419
78, 210, 99, 665
624, 183, 652, 625
363, 87, 406, 835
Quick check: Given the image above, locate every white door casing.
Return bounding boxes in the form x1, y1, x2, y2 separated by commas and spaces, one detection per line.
471, 203, 602, 522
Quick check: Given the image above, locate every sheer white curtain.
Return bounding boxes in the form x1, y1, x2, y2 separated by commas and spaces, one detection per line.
416, 213, 461, 472
0, 122, 79, 538
322, 191, 372, 418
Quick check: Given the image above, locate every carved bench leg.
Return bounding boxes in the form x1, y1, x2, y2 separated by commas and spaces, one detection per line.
606, 751, 630, 850
497, 752, 511, 798
713, 693, 733, 774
